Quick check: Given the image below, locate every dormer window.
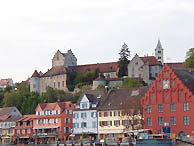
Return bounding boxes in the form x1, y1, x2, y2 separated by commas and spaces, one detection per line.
81, 103, 88, 109
56, 110, 59, 114
50, 110, 52, 115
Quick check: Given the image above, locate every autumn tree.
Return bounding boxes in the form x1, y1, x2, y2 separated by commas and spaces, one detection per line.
118, 43, 130, 77
184, 48, 194, 68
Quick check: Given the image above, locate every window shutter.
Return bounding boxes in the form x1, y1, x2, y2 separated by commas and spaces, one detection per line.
118, 111, 120, 116
99, 112, 101, 117
122, 120, 124, 125
110, 121, 112, 126
110, 112, 112, 117
118, 120, 120, 126
105, 112, 107, 117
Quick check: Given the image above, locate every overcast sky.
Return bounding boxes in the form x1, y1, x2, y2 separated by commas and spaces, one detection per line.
0, 0, 194, 82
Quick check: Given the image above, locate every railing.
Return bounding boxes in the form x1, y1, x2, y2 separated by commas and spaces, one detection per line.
33, 132, 58, 137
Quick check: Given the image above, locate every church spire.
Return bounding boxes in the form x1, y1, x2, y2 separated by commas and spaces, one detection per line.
155, 39, 164, 64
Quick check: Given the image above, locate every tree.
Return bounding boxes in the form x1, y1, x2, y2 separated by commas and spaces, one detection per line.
184, 48, 194, 68
118, 43, 130, 77
122, 78, 142, 88
97, 84, 105, 89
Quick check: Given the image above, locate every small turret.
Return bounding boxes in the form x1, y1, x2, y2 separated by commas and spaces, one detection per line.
30, 70, 40, 94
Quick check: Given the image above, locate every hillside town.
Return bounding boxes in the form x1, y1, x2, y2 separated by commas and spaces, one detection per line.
0, 39, 194, 146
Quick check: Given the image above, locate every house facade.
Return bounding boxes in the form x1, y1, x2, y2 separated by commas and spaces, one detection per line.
0, 107, 22, 145
73, 90, 106, 139
14, 115, 35, 144
141, 63, 194, 137
128, 40, 163, 85
0, 78, 14, 89
33, 101, 74, 144
97, 87, 148, 139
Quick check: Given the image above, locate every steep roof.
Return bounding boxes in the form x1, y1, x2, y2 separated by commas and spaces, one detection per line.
140, 56, 161, 66
0, 107, 15, 117
17, 114, 35, 122
41, 66, 67, 77
97, 86, 149, 111
69, 62, 118, 74
155, 39, 163, 49
37, 102, 70, 111
169, 65, 194, 94
76, 89, 107, 106
0, 107, 21, 122
31, 70, 40, 78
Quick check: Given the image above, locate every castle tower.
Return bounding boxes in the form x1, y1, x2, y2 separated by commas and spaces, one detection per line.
30, 70, 40, 94
155, 39, 164, 64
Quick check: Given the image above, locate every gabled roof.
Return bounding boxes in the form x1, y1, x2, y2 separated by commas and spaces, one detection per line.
140, 56, 161, 66
0, 107, 21, 122
17, 114, 35, 122
76, 89, 107, 106
37, 102, 70, 111
31, 70, 40, 78
41, 66, 67, 77
0, 107, 15, 117
69, 62, 118, 74
169, 64, 194, 94
97, 86, 149, 111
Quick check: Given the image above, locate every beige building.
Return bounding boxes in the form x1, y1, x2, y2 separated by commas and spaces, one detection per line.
97, 87, 148, 139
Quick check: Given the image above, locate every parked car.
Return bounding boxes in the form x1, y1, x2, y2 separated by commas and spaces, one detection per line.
93, 139, 104, 146
120, 137, 133, 146
105, 138, 119, 145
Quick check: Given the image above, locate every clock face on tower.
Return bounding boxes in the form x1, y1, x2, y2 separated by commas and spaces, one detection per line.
163, 80, 170, 89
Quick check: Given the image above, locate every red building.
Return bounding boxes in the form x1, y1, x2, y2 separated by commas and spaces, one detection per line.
14, 115, 35, 144
141, 63, 194, 137
33, 101, 74, 144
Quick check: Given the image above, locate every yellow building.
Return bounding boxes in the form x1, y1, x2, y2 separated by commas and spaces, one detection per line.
97, 87, 148, 139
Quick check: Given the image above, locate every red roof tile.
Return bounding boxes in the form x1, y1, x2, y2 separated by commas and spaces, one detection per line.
140, 56, 161, 66
69, 62, 119, 74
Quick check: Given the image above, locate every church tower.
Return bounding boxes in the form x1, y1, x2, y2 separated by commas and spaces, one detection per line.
155, 39, 164, 64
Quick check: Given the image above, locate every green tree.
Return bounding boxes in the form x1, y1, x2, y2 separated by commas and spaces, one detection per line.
184, 48, 194, 68
118, 43, 130, 77
40, 86, 69, 103
121, 78, 142, 88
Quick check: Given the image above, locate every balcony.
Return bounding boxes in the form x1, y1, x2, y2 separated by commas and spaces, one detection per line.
33, 132, 58, 137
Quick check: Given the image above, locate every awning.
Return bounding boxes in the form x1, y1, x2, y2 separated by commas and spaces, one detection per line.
33, 126, 59, 129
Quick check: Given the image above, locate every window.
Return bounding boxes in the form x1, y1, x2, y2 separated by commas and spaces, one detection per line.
183, 102, 189, 111
170, 116, 176, 126
44, 111, 47, 115
81, 103, 88, 109
147, 118, 152, 126
81, 113, 87, 118
33, 84, 36, 89
114, 111, 119, 116
91, 112, 96, 118
151, 94, 154, 100
54, 82, 56, 88
155, 73, 158, 77
100, 121, 106, 127
107, 111, 111, 117
170, 103, 176, 112
146, 104, 151, 113
114, 120, 120, 127
81, 122, 87, 128
159, 81, 162, 87
62, 81, 65, 87
100, 112, 104, 117
50, 110, 52, 115
56, 110, 59, 114
65, 118, 70, 124
64, 127, 70, 133
137, 119, 141, 124
48, 119, 50, 124
158, 117, 163, 126
171, 80, 174, 87
66, 110, 72, 114
27, 129, 31, 134
73, 113, 79, 119
92, 121, 97, 128
107, 121, 112, 127
17, 130, 20, 134
73, 123, 79, 128
58, 82, 60, 88
22, 129, 25, 134
158, 130, 162, 134
164, 94, 168, 99
158, 51, 161, 54
184, 116, 189, 125
158, 104, 163, 112
179, 92, 183, 98
158, 56, 161, 59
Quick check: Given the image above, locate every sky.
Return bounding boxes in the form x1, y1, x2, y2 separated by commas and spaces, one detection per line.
0, 0, 194, 83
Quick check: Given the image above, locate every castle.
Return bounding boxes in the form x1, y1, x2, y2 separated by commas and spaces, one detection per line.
30, 40, 164, 94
